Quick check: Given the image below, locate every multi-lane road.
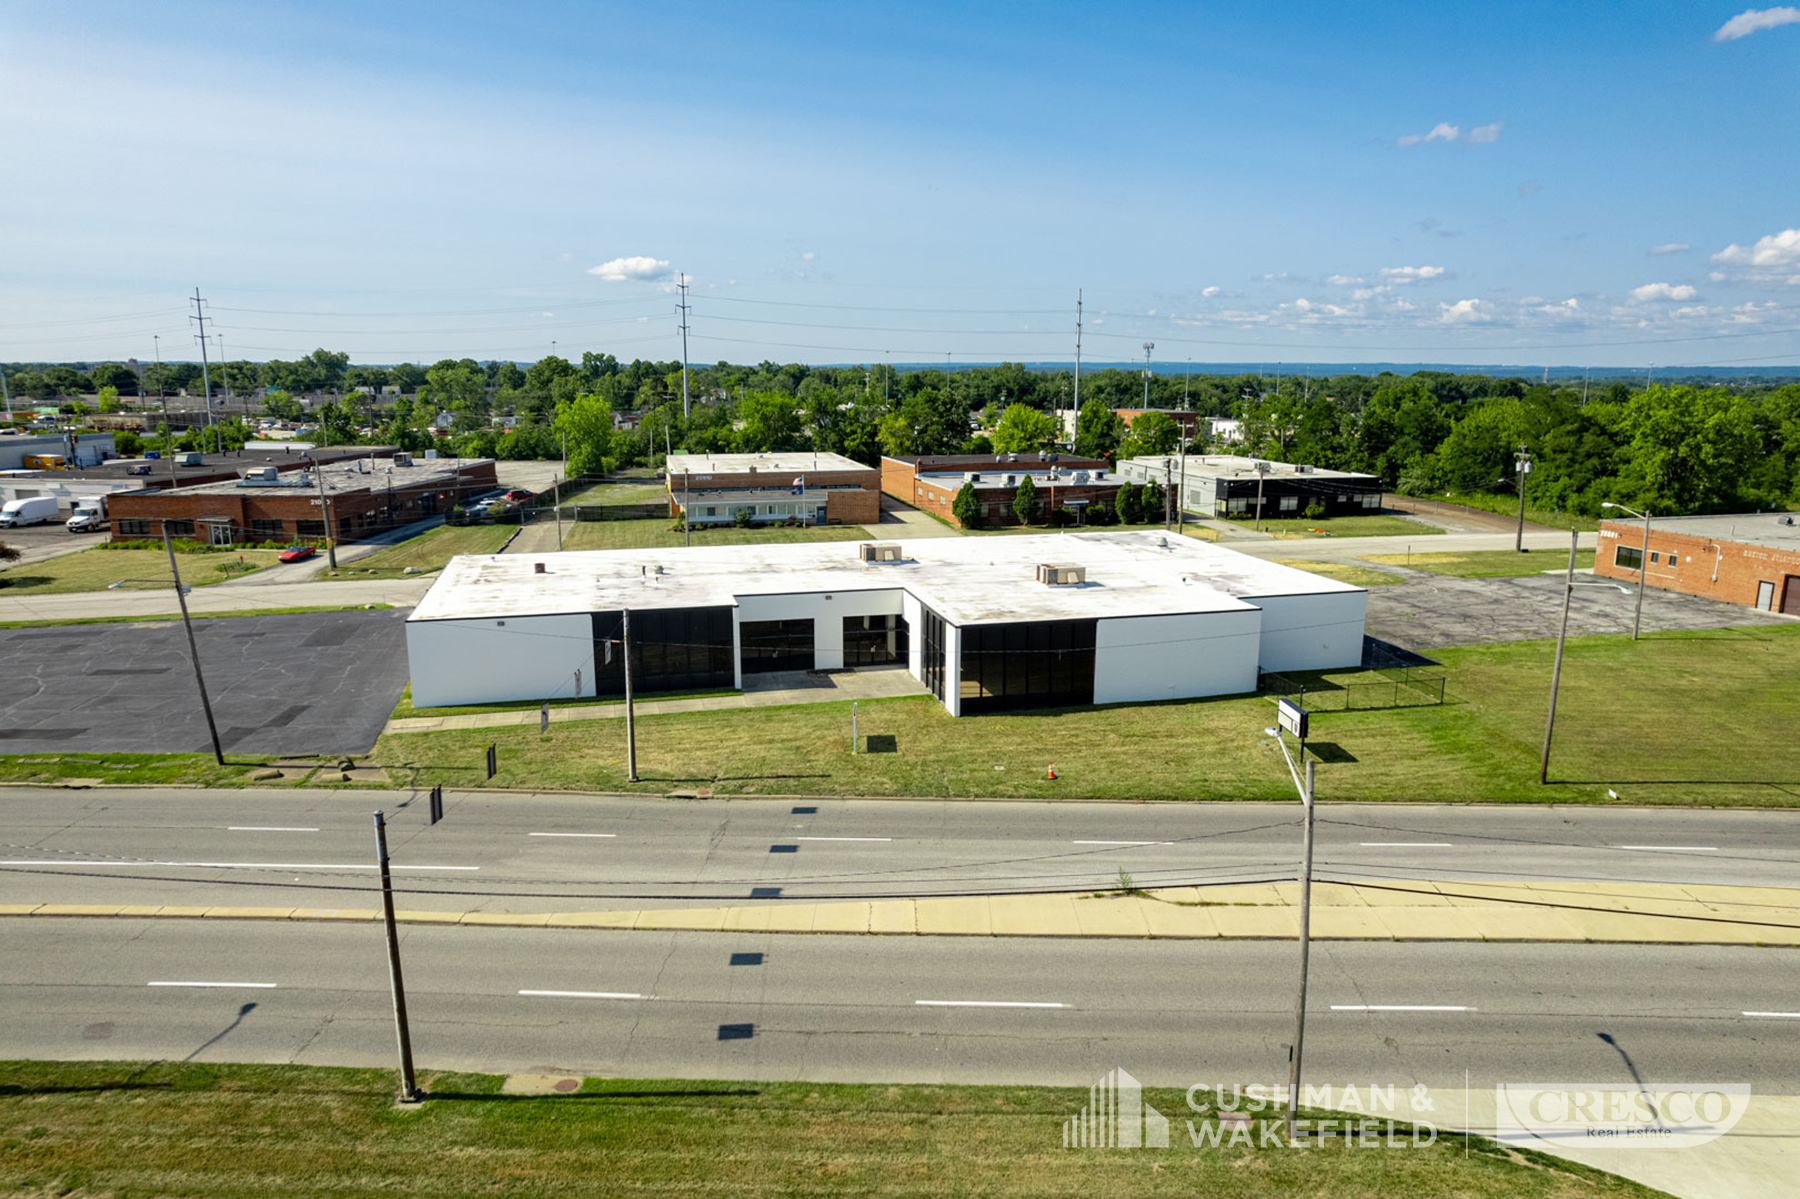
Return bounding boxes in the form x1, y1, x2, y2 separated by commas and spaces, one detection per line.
4, 785, 1796, 1096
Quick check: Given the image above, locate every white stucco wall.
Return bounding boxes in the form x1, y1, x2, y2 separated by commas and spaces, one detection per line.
942, 621, 962, 716
1093, 610, 1262, 705
407, 613, 596, 708
902, 591, 924, 680
733, 588, 903, 671
1246, 591, 1368, 672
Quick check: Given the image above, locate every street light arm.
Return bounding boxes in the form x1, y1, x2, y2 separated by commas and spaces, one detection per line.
1265, 727, 1307, 803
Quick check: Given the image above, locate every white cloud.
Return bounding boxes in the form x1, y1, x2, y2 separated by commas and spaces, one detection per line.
801, 251, 816, 261
1437, 298, 1489, 324
1324, 274, 1364, 286
1648, 242, 1691, 256
1397, 121, 1500, 147
1630, 282, 1698, 301
1201, 285, 1221, 298
1380, 265, 1447, 284
587, 255, 672, 282
1351, 285, 1389, 301
1712, 227, 1800, 268
1714, 6, 1800, 41
1709, 270, 1728, 282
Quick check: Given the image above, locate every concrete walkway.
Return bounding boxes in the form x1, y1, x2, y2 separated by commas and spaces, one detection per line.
387, 666, 929, 733
0, 577, 430, 622
8, 879, 1794, 944
870, 494, 960, 537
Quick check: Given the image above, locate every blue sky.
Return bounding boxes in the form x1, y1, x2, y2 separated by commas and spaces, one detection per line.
3, 0, 1798, 369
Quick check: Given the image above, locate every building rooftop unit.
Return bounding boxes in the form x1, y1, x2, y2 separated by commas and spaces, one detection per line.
150, 455, 491, 498
1614, 512, 1800, 551
1119, 454, 1376, 482
665, 451, 870, 475
410, 529, 1361, 628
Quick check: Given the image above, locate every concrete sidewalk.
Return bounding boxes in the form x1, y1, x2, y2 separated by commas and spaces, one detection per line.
9, 879, 1795, 944
0, 577, 429, 622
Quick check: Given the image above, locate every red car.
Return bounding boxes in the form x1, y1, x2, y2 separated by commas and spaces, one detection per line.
278, 545, 317, 563
504, 488, 534, 502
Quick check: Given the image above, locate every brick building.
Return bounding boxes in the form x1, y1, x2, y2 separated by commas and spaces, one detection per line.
108, 454, 497, 547
664, 451, 880, 526
1593, 512, 1800, 615
881, 453, 1120, 530
1116, 454, 1381, 521
1112, 408, 1207, 437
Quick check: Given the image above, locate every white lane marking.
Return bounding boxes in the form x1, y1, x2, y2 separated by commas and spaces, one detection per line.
1744, 1011, 1800, 1018
915, 999, 1067, 1009
227, 826, 319, 832
1072, 840, 1174, 846
519, 989, 643, 1000
148, 981, 277, 989
794, 836, 892, 842
527, 833, 617, 838
1613, 845, 1719, 852
1360, 842, 1452, 847
1330, 1005, 1472, 1012
0, 860, 476, 871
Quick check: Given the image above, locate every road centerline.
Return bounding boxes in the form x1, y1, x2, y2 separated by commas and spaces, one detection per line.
1613, 845, 1719, 852
1072, 840, 1174, 846
527, 833, 618, 838
794, 837, 892, 842
1359, 842, 1453, 847
148, 981, 277, 989
519, 989, 644, 1000
1330, 1004, 1473, 1012
227, 827, 320, 833
915, 999, 1068, 1009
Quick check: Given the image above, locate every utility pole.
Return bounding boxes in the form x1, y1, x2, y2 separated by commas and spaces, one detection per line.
622, 608, 638, 782
1073, 290, 1082, 427
1183, 358, 1191, 409
153, 335, 176, 483
1255, 468, 1266, 533
1141, 342, 1154, 408
1514, 443, 1531, 552
164, 526, 225, 765
1164, 456, 1174, 529
556, 432, 566, 551
307, 453, 338, 569
1176, 434, 1187, 538
372, 811, 421, 1103
1539, 531, 1579, 785
1287, 758, 1316, 1144
677, 274, 691, 420
190, 288, 214, 452
883, 350, 890, 404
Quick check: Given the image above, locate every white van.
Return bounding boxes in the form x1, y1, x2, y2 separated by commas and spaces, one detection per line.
0, 496, 60, 528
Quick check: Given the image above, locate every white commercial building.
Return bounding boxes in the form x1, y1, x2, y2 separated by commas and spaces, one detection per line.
406, 531, 1366, 715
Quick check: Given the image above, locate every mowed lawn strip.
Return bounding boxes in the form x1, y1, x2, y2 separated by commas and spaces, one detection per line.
1270, 559, 1403, 587
347, 524, 514, 577
1216, 514, 1443, 539
368, 624, 1800, 807
1363, 548, 1598, 578
0, 547, 286, 594
563, 517, 872, 552
0, 1061, 1662, 1199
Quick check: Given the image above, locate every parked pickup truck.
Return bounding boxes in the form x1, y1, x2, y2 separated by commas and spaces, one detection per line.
0, 496, 60, 528
66, 497, 109, 533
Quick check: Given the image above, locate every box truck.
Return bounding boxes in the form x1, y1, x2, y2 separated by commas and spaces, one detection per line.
0, 496, 60, 528
66, 497, 109, 532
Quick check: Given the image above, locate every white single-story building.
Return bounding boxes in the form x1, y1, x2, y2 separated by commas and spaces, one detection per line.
404, 531, 1367, 714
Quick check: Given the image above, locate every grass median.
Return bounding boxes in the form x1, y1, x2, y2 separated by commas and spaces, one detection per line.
366, 623, 1800, 807
0, 546, 286, 594
343, 524, 515, 578
563, 517, 872, 552
0, 1061, 1660, 1199
1216, 514, 1442, 539
1363, 549, 1597, 578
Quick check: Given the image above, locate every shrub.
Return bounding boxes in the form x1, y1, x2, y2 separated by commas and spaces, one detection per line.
1011, 475, 1039, 525
734, 508, 754, 527
1304, 503, 1326, 520
1115, 485, 1143, 524
952, 481, 981, 529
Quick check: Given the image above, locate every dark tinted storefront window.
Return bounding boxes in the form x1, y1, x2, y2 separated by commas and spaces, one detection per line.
592, 607, 734, 696
921, 606, 947, 700
958, 619, 1096, 714
739, 618, 815, 673
843, 614, 908, 667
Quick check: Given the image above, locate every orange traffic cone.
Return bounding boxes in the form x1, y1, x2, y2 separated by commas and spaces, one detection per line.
1047, 763, 1057, 780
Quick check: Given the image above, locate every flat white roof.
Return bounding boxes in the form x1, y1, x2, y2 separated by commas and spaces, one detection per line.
1119, 454, 1376, 483
410, 530, 1362, 627
665, 451, 871, 474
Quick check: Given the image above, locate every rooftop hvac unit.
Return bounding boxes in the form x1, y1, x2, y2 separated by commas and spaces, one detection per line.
240, 465, 280, 483
1004, 474, 1016, 486
394, 452, 413, 466
1073, 471, 1090, 484
859, 542, 904, 563
1036, 563, 1087, 586
1255, 461, 1272, 474
968, 472, 982, 483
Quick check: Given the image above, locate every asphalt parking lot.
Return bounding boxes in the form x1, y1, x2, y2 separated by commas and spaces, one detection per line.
1366, 570, 1794, 649
0, 609, 410, 755
0, 521, 109, 564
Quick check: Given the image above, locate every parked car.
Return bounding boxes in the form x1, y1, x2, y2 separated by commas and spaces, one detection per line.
277, 544, 317, 563
504, 488, 535, 502
0, 496, 60, 528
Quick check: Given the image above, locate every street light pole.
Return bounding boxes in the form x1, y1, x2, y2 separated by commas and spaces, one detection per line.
1264, 725, 1315, 1144
372, 810, 421, 1103
305, 453, 338, 570
1539, 530, 1578, 784
1514, 443, 1531, 553
1141, 342, 1154, 407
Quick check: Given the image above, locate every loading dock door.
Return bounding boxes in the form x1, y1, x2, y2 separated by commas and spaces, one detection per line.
1784, 576, 1800, 616
740, 618, 815, 673
1758, 580, 1776, 611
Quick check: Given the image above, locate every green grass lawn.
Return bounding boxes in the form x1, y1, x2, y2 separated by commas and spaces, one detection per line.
1271, 559, 1403, 587
0, 1061, 1658, 1199
366, 624, 1800, 807
564, 518, 871, 552
0, 751, 269, 787
1364, 548, 1597, 577
1424, 492, 1600, 532
962, 518, 1217, 541
561, 475, 670, 505
389, 681, 740, 719
0, 547, 286, 594
1217, 514, 1443, 539
344, 524, 515, 578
